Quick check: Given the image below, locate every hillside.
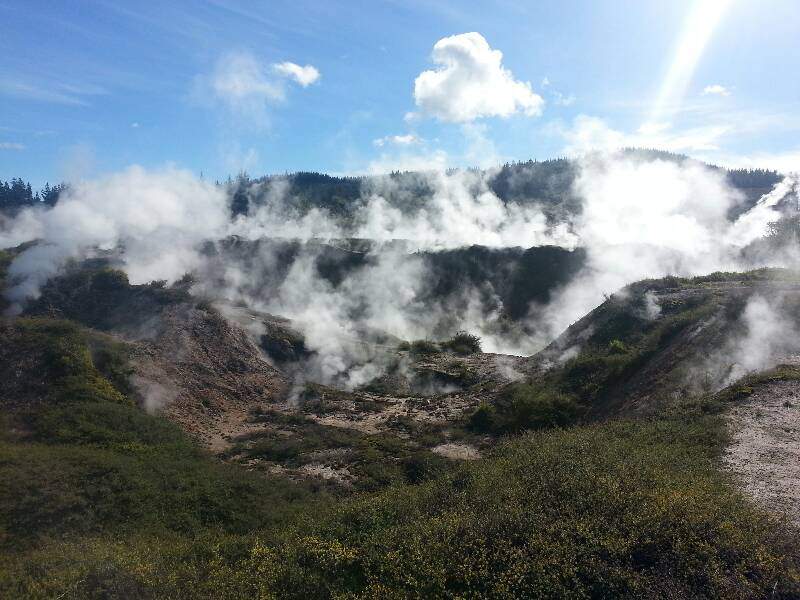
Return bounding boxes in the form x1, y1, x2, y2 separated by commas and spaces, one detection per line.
6, 0, 800, 594
2, 161, 800, 597
3, 152, 780, 221
229, 152, 781, 221
2, 254, 800, 596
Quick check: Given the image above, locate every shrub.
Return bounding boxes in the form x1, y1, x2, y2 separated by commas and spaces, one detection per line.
409, 339, 440, 355
89, 268, 130, 292
442, 331, 482, 355
496, 383, 581, 433
0, 318, 323, 549
10, 418, 798, 598
195, 298, 214, 311
401, 451, 451, 484
608, 338, 629, 354
468, 402, 496, 433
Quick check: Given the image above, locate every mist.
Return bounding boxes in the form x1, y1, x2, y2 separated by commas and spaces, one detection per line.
2, 166, 229, 312
1, 153, 794, 391
530, 153, 786, 342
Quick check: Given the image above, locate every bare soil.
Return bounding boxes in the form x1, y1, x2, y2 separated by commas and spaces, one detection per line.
723, 379, 800, 528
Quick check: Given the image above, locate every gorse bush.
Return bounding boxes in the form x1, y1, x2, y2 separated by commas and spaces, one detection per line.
467, 401, 497, 432
608, 338, 629, 354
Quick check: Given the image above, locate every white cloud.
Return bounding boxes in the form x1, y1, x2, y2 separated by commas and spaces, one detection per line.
413, 32, 544, 122
130, 122, 140, 128
210, 51, 285, 110
273, 62, 320, 87
0, 142, 25, 150
199, 52, 320, 126
0, 80, 91, 106
702, 84, 731, 97
366, 149, 449, 174
560, 114, 731, 155
553, 91, 576, 106
372, 134, 421, 147
712, 149, 800, 174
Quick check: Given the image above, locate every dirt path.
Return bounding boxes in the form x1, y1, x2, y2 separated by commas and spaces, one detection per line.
723, 379, 800, 527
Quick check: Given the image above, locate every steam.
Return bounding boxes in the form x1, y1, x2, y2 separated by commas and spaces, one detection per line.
531, 153, 785, 341
2, 166, 229, 312
238, 168, 576, 250
726, 294, 800, 385
1, 152, 796, 393
130, 374, 180, 414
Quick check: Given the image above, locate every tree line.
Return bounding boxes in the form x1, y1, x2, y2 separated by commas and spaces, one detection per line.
0, 178, 64, 213
0, 160, 784, 220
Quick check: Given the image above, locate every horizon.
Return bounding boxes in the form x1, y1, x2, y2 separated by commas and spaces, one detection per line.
1, 147, 790, 196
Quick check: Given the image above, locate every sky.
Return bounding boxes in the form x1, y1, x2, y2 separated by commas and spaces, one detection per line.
1, 0, 799, 187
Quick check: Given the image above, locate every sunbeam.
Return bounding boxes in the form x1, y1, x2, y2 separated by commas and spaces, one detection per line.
647, 0, 734, 127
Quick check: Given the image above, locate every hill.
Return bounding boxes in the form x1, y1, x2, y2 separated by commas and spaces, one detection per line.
2, 258, 800, 596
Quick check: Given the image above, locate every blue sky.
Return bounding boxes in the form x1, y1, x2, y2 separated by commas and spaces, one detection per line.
1, 0, 799, 187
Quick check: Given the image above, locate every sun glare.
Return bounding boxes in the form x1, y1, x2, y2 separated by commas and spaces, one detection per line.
649, 0, 734, 125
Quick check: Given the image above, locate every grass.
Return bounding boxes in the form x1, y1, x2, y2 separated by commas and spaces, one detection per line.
229, 419, 451, 492
0, 318, 323, 550
629, 267, 800, 291
470, 383, 581, 433
4, 416, 797, 598
3, 268, 800, 597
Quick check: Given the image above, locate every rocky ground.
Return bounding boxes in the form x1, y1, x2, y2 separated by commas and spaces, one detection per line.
118, 302, 526, 486
723, 377, 800, 528
117, 281, 800, 503
126, 303, 289, 451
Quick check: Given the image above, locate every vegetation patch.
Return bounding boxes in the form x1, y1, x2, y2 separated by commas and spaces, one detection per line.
5, 416, 798, 598
23, 265, 191, 330
230, 419, 451, 492
547, 289, 720, 408
470, 383, 581, 433
409, 339, 441, 355
0, 318, 322, 550
440, 330, 482, 355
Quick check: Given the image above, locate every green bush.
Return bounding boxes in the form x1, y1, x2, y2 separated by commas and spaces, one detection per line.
0, 318, 322, 549
6, 418, 798, 598
90, 268, 129, 292
441, 330, 482, 355
495, 383, 581, 433
409, 339, 440, 355
467, 401, 496, 433
608, 338, 629, 354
